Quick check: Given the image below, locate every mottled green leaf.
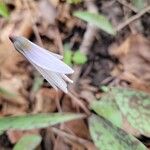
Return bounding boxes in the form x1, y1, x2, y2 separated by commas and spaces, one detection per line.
72, 50, 87, 65
90, 93, 122, 127
111, 87, 150, 137
13, 134, 41, 150
73, 11, 116, 35
0, 113, 84, 131
89, 114, 147, 150
131, 0, 145, 11
0, 2, 9, 18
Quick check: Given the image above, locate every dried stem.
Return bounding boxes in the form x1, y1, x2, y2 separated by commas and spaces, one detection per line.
116, 5, 150, 31
67, 92, 91, 115
71, 0, 98, 89
52, 127, 96, 149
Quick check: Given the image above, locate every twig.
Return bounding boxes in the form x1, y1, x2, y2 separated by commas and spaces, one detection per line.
51, 127, 96, 149
116, 5, 150, 31
23, 0, 43, 47
116, 0, 138, 13
67, 92, 91, 115
116, 0, 150, 14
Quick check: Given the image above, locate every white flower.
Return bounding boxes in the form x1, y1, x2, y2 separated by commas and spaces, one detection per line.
9, 36, 74, 93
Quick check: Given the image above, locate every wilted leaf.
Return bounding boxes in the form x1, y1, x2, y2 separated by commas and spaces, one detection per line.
88, 114, 147, 150
72, 50, 87, 65
0, 2, 9, 18
13, 134, 42, 150
90, 93, 122, 127
111, 87, 150, 137
0, 113, 84, 131
131, 0, 145, 11
73, 11, 116, 35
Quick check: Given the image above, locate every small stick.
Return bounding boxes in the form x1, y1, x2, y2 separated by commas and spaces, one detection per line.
116, 0, 138, 13
116, 5, 150, 31
51, 127, 96, 149
23, 0, 43, 47
67, 92, 91, 115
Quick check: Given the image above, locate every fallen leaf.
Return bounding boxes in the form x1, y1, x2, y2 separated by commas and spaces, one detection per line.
0, 77, 29, 106
62, 96, 90, 139
109, 34, 150, 90
34, 88, 60, 113
7, 130, 39, 144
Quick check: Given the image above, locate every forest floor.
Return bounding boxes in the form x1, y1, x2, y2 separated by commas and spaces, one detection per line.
0, 0, 150, 149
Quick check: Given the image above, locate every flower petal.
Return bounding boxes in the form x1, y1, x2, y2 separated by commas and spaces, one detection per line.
32, 62, 68, 93
23, 41, 73, 74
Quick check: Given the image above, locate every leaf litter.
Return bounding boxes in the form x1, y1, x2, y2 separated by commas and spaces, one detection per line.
0, 0, 149, 149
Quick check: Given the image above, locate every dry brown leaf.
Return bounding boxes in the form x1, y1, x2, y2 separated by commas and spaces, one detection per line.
1, 102, 27, 116
54, 136, 71, 150
49, 0, 59, 7
62, 97, 90, 140
0, 9, 32, 76
110, 34, 150, 90
7, 130, 40, 144
34, 88, 62, 113
38, 0, 57, 26
0, 76, 29, 106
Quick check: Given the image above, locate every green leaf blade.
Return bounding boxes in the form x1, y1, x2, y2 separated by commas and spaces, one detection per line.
73, 11, 116, 35
0, 113, 84, 131
90, 94, 122, 127
13, 135, 42, 150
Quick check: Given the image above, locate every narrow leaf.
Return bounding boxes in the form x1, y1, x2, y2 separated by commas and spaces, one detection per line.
0, 113, 84, 131
89, 114, 147, 150
13, 135, 42, 150
73, 11, 116, 35
0, 2, 9, 18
